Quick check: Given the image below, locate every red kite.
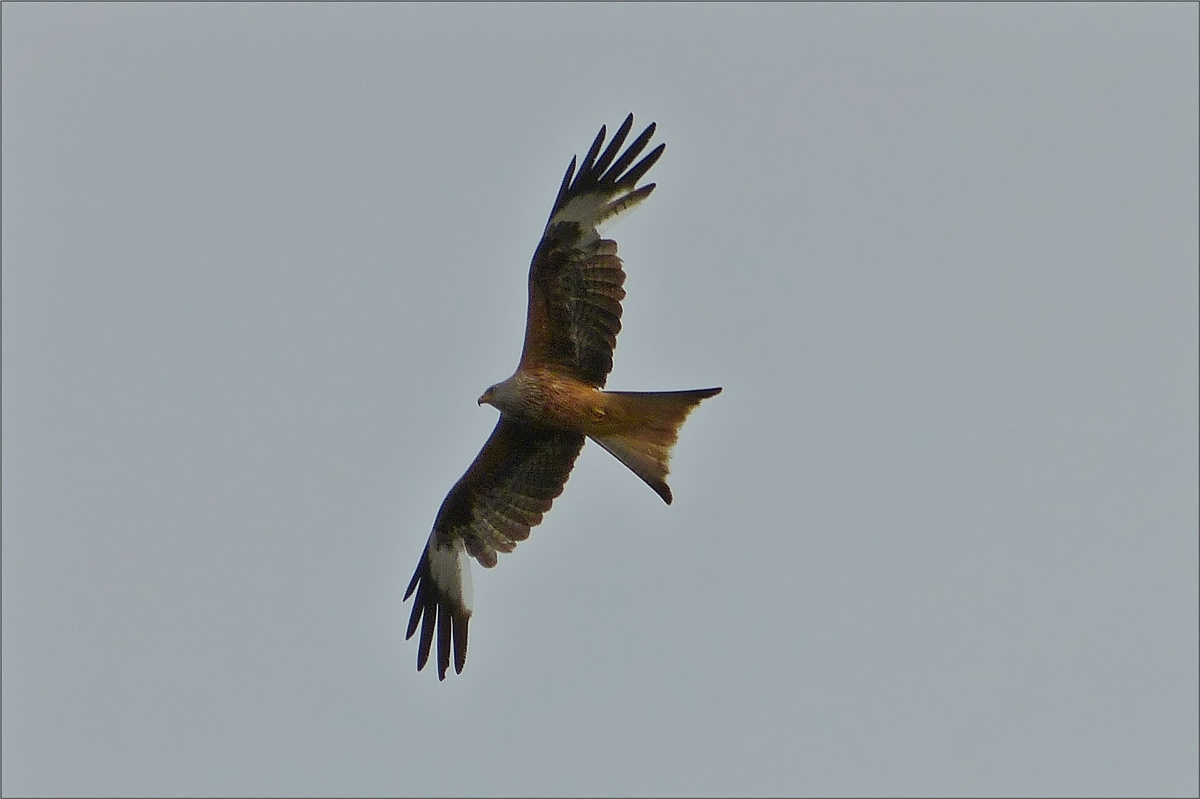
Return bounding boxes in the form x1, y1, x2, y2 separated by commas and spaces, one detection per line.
404, 115, 721, 679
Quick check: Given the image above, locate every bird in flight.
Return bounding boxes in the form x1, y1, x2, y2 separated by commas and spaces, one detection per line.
404, 114, 721, 679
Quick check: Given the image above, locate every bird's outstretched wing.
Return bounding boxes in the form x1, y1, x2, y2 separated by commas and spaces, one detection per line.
518, 114, 665, 387
405, 116, 666, 679
404, 419, 584, 679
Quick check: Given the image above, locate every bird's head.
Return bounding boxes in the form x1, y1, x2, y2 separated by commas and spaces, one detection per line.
478, 376, 522, 413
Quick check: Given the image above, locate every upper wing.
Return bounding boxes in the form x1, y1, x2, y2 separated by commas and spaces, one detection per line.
404, 418, 585, 679
518, 114, 666, 387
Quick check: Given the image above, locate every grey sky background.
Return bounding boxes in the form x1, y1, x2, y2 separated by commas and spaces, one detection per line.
3, 4, 1197, 797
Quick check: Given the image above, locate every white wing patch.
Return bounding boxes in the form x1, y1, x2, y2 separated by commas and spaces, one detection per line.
549, 187, 645, 242
428, 537, 474, 615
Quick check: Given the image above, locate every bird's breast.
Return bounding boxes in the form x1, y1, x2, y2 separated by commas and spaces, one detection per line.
502, 369, 611, 433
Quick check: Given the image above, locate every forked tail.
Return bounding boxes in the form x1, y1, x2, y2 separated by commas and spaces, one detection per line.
589, 387, 721, 504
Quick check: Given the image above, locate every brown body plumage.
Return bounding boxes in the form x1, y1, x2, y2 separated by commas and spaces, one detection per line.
404, 115, 721, 679
480, 367, 720, 503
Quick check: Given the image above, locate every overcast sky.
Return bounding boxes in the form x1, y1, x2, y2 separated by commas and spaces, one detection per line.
3, 4, 1197, 797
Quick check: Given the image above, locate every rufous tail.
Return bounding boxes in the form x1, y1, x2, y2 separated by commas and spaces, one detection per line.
589, 387, 721, 504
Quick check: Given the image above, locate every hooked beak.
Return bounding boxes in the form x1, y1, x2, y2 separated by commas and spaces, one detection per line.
477, 389, 492, 406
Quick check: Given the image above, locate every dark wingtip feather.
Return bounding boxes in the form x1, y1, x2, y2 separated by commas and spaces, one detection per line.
416, 589, 435, 671
453, 615, 469, 674
404, 556, 428, 640
404, 586, 422, 640
600, 122, 657, 186
578, 124, 608, 179
590, 113, 635, 180
552, 155, 577, 213
403, 565, 421, 601
621, 142, 666, 189
437, 603, 452, 680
